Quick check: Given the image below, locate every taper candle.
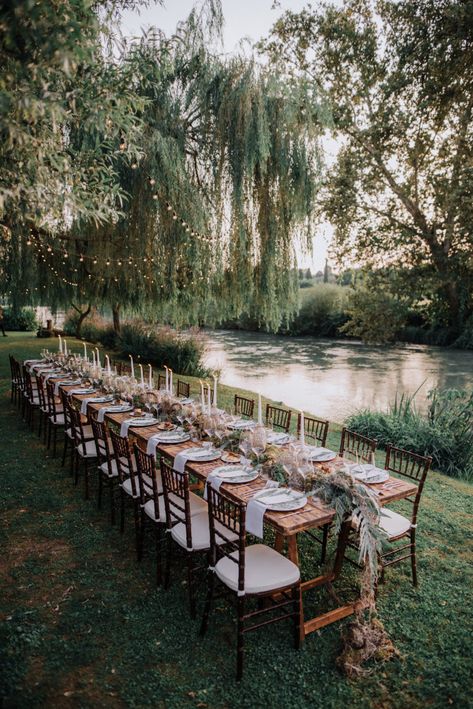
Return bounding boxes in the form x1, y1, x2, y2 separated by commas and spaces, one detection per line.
258, 393, 262, 424
129, 355, 135, 379
139, 364, 144, 386
299, 411, 305, 445
148, 364, 152, 388
213, 374, 218, 408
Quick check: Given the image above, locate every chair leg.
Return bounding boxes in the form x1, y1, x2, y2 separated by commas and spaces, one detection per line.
292, 584, 301, 649
236, 596, 245, 681
411, 530, 418, 587
321, 524, 329, 564
200, 570, 214, 636
52, 426, 58, 457
47, 420, 52, 450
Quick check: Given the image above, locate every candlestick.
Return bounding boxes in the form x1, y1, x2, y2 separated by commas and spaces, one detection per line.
58, 334, 62, 353
139, 364, 144, 386
213, 374, 218, 408
299, 410, 305, 445
83, 342, 87, 360
258, 393, 262, 424
129, 355, 135, 379
199, 380, 205, 408
148, 364, 152, 388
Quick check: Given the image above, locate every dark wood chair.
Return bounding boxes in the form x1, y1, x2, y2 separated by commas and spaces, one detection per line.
160, 458, 209, 617
378, 445, 432, 586
297, 413, 329, 447
110, 430, 141, 559
234, 395, 255, 419
22, 366, 39, 429
45, 380, 64, 456
69, 406, 98, 500
339, 427, 377, 463
35, 374, 49, 442
59, 388, 75, 473
157, 373, 166, 390
265, 404, 291, 433
200, 486, 301, 680
91, 418, 118, 524
134, 445, 165, 585
177, 379, 190, 398
9, 355, 21, 405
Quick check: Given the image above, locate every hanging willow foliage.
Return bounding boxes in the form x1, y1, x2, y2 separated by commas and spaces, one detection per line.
3, 2, 326, 330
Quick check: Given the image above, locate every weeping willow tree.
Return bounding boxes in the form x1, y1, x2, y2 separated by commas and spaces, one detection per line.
3, 1, 326, 331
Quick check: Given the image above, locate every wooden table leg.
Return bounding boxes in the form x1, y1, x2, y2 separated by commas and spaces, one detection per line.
287, 534, 299, 566
274, 532, 285, 554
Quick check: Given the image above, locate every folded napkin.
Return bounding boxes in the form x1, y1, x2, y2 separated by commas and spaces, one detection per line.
80, 396, 112, 415
204, 468, 248, 500
173, 447, 213, 473
246, 482, 279, 538
146, 434, 162, 457
24, 359, 44, 366
119, 417, 157, 437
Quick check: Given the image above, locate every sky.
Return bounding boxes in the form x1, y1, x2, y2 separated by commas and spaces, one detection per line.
120, 0, 333, 272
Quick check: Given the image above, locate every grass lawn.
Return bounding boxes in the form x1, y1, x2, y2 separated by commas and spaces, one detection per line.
1, 332, 472, 708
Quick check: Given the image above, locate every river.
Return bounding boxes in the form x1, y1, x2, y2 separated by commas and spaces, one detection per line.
203, 330, 473, 422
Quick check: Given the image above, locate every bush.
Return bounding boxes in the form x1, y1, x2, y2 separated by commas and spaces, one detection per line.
63, 310, 117, 348
346, 388, 473, 481
340, 287, 408, 344
288, 284, 349, 336
2, 307, 38, 331
119, 321, 209, 376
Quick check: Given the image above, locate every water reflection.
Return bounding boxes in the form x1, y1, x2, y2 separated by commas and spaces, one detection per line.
204, 330, 473, 422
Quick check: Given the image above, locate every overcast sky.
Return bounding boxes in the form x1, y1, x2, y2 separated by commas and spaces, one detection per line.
120, 0, 333, 271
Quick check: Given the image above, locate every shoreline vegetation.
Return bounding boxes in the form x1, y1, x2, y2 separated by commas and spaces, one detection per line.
1, 333, 472, 708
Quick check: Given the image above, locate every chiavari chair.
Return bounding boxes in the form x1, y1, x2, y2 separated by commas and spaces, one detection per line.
90, 418, 118, 524
9, 355, 21, 405
339, 427, 377, 462
110, 430, 142, 558
378, 445, 432, 586
134, 445, 165, 583
157, 374, 166, 390
297, 413, 329, 447
200, 486, 301, 680
69, 406, 98, 500
177, 379, 190, 398
35, 374, 49, 441
45, 380, 64, 456
13, 357, 24, 408
160, 458, 210, 617
22, 366, 40, 430
265, 404, 291, 433
59, 388, 75, 473
234, 395, 255, 419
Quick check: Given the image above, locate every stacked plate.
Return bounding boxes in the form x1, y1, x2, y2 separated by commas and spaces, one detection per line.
151, 430, 191, 444
348, 464, 389, 484
210, 465, 259, 484
266, 431, 291, 446
227, 419, 257, 431
304, 446, 337, 462
252, 487, 307, 511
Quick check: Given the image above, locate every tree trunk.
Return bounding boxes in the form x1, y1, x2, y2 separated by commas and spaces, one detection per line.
112, 304, 121, 334
72, 303, 91, 338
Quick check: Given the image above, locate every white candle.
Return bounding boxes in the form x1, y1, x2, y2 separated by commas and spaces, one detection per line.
164, 365, 169, 391
300, 410, 305, 445
258, 393, 262, 424
148, 364, 152, 388
207, 382, 211, 413
95, 347, 100, 368
58, 335, 62, 353
92, 349, 96, 367
199, 380, 205, 408
83, 342, 87, 359
213, 374, 218, 408
169, 368, 173, 395
64, 339, 68, 356
105, 354, 111, 375
139, 364, 144, 386
129, 355, 135, 379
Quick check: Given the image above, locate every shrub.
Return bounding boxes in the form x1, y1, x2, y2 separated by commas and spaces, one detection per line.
346, 388, 473, 481
63, 310, 117, 348
3, 307, 38, 331
340, 287, 408, 344
119, 322, 209, 376
288, 284, 349, 336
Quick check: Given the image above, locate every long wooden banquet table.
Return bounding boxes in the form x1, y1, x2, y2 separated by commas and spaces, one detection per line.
62, 380, 417, 643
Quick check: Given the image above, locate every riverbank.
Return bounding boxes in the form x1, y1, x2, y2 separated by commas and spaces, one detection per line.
1, 332, 473, 707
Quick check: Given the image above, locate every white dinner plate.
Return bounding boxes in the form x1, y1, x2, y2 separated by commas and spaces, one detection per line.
152, 431, 191, 444
227, 420, 257, 430
123, 418, 159, 427
266, 432, 291, 446
349, 464, 390, 484
252, 488, 307, 511
210, 465, 259, 484
181, 448, 222, 463
68, 388, 96, 396
305, 447, 338, 462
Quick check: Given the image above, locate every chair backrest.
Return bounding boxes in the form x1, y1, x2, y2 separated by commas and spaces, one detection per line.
234, 395, 255, 419
265, 404, 291, 433
14, 358, 24, 388
134, 444, 161, 515
35, 374, 47, 410
110, 429, 136, 489
69, 406, 93, 456
207, 486, 246, 595
9, 355, 16, 382
59, 388, 73, 431
297, 414, 329, 446
177, 379, 190, 398
46, 380, 61, 419
91, 418, 114, 472
384, 445, 432, 524
339, 427, 377, 463
23, 366, 34, 400
160, 458, 193, 549
157, 374, 166, 390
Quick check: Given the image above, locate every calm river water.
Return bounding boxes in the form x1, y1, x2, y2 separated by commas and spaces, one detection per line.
204, 330, 473, 422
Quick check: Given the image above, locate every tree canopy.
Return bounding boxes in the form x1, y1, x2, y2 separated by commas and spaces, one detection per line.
1, 0, 325, 331
262, 0, 473, 336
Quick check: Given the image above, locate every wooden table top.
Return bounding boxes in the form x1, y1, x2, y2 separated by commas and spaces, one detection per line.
64, 386, 418, 537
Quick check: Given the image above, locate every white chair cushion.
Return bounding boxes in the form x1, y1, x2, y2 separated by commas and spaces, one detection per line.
142, 490, 207, 522
76, 439, 97, 458
143, 497, 166, 522
171, 512, 238, 552
50, 413, 65, 425
100, 460, 119, 478
121, 476, 141, 499
379, 508, 412, 540
215, 543, 300, 595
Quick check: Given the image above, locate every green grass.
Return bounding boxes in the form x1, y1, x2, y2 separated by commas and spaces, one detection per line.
1, 333, 473, 708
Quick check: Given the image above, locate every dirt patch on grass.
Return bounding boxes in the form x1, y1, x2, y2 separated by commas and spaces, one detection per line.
42, 664, 127, 709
